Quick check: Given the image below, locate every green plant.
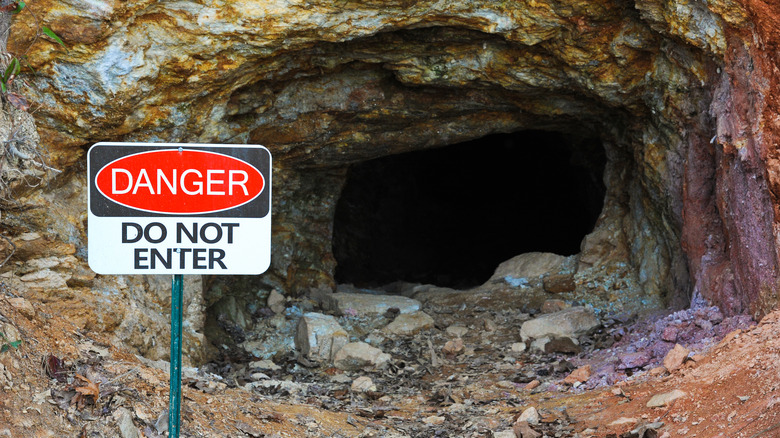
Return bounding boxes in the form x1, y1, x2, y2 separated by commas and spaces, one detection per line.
0, 1, 65, 111
0, 331, 21, 352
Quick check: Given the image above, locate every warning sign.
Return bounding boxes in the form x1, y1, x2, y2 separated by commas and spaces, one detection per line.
87, 143, 272, 275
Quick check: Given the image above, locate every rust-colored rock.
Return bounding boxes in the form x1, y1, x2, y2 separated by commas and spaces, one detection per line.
543, 274, 576, 294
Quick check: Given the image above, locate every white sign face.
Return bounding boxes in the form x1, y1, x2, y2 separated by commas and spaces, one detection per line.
87, 143, 272, 275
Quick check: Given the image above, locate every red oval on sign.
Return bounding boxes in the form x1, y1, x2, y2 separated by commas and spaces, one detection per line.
95, 149, 265, 214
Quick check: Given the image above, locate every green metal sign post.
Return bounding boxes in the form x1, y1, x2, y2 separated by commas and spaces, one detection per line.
87, 143, 272, 437
169, 274, 184, 437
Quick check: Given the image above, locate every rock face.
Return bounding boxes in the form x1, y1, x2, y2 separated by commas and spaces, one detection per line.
0, 0, 778, 360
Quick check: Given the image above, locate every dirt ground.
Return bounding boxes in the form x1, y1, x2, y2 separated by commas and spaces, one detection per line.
1, 283, 779, 438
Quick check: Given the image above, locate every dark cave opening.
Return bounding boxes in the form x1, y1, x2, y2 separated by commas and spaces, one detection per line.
332, 130, 607, 289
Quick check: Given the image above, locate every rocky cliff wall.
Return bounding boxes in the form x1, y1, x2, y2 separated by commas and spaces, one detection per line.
0, 0, 777, 361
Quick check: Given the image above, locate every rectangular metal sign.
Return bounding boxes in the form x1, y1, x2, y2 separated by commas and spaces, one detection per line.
87, 142, 271, 275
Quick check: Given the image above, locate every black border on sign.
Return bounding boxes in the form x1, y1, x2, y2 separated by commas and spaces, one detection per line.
88, 143, 271, 218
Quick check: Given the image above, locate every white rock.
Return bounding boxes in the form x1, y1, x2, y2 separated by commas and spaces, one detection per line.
446, 325, 469, 337
647, 389, 686, 408
0, 322, 21, 344
492, 431, 516, 438
520, 307, 600, 350
19, 269, 69, 290
511, 342, 527, 354
329, 292, 421, 316
113, 408, 141, 438
295, 312, 348, 362
608, 417, 638, 427
249, 359, 281, 371
333, 342, 391, 371
350, 376, 376, 392
383, 311, 434, 336
519, 406, 539, 425
422, 415, 445, 425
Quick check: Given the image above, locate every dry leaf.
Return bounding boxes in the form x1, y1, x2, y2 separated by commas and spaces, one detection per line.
71, 374, 99, 409
6, 92, 29, 111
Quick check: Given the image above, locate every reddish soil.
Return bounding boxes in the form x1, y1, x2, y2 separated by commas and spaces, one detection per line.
2, 290, 780, 437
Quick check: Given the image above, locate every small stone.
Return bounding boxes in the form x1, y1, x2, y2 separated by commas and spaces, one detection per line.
422, 415, 446, 425
649, 366, 667, 376
563, 365, 591, 385
0, 323, 21, 344
525, 380, 541, 390
250, 372, 270, 381
511, 342, 527, 354
519, 406, 539, 425
691, 354, 705, 362
249, 359, 281, 371
114, 408, 141, 438
661, 326, 679, 342
608, 417, 638, 427
513, 420, 541, 438
383, 311, 434, 336
541, 299, 569, 314
618, 351, 652, 370
646, 389, 686, 408
333, 342, 391, 371
267, 289, 286, 314
484, 319, 497, 331
364, 331, 387, 346
492, 431, 517, 438
350, 376, 376, 392
440, 337, 464, 357
445, 325, 469, 337
8, 298, 35, 320
330, 373, 352, 384
663, 344, 689, 372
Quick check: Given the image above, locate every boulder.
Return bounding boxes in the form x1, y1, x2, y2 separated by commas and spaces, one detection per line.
383, 311, 434, 336
333, 342, 391, 371
295, 313, 348, 362
491, 253, 568, 280
520, 307, 600, 351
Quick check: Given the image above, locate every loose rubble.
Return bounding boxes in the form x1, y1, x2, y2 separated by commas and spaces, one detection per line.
0, 261, 765, 437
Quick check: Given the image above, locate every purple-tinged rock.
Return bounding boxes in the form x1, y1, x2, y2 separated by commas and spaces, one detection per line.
617, 351, 652, 370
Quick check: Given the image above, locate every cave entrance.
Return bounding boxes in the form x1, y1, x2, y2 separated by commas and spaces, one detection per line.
332, 130, 607, 289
